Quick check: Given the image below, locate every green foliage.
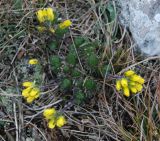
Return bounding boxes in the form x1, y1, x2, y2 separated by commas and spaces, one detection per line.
66, 52, 77, 66
48, 36, 110, 105
106, 2, 116, 22
48, 41, 58, 51
74, 91, 85, 105
63, 65, 70, 73
50, 56, 61, 73
74, 37, 85, 47
34, 64, 43, 84
55, 28, 68, 37
61, 79, 72, 90
72, 69, 81, 77
87, 53, 99, 68
84, 79, 96, 90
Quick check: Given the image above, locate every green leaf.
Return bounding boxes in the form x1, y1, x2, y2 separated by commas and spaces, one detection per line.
74, 37, 85, 47
61, 79, 72, 90
83, 46, 95, 56
66, 53, 77, 65
55, 28, 68, 37
75, 79, 83, 88
50, 56, 61, 72
74, 91, 85, 105
87, 53, 99, 68
48, 41, 58, 51
84, 79, 96, 90
106, 2, 116, 22
72, 69, 81, 77
63, 65, 70, 73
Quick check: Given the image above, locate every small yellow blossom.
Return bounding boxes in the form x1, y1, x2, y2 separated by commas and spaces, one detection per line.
137, 77, 145, 84
129, 81, 136, 86
120, 78, 128, 88
36, 8, 55, 23
135, 84, 143, 92
22, 91, 30, 98
36, 9, 45, 23
130, 87, 137, 94
123, 87, 130, 97
29, 88, 40, 97
130, 74, 145, 84
49, 27, 55, 33
116, 80, 121, 91
130, 74, 139, 81
43, 108, 56, 119
37, 26, 46, 32
22, 81, 40, 103
22, 87, 32, 97
22, 81, 34, 88
124, 70, 135, 77
56, 116, 67, 127
26, 97, 35, 103
46, 8, 54, 21
115, 70, 145, 97
43, 108, 67, 129
59, 20, 72, 29
29, 59, 38, 65
48, 119, 56, 129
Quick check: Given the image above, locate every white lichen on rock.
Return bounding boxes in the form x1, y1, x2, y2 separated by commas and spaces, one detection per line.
119, 0, 160, 56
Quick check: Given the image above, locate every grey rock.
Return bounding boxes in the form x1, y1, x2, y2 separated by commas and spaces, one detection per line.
119, 0, 160, 56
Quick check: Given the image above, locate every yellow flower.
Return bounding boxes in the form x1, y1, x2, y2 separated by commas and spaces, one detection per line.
29, 59, 38, 65
49, 27, 55, 33
26, 96, 35, 103
137, 77, 145, 84
22, 87, 32, 98
59, 20, 72, 29
130, 74, 145, 84
29, 87, 40, 97
43, 108, 56, 119
120, 78, 128, 88
36, 9, 45, 23
135, 84, 143, 92
37, 26, 46, 32
123, 87, 130, 97
130, 87, 137, 94
56, 116, 67, 127
46, 8, 54, 21
48, 119, 56, 129
116, 80, 121, 91
124, 70, 135, 77
36, 8, 54, 23
129, 81, 136, 86
22, 81, 34, 88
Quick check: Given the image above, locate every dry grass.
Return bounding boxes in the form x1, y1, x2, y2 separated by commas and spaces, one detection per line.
0, 0, 160, 141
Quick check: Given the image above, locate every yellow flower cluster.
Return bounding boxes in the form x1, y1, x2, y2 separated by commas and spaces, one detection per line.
29, 59, 38, 65
22, 81, 40, 103
36, 8, 54, 23
43, 108, 67, 129
116, 70, 145, 97
36, 8, 72, 33
59, 20, 72, 29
